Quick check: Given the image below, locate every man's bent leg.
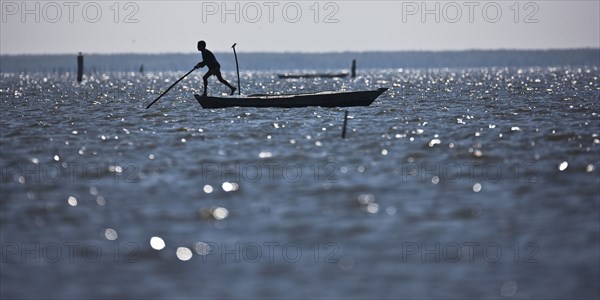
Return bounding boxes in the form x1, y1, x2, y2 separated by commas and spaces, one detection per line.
202, 72, 212, 96
216, 71, 236, 95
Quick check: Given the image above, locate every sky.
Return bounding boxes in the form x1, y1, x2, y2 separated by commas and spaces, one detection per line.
1, 0, 599, 54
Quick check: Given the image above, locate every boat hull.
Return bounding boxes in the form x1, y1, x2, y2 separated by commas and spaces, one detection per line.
194, 88, 388, 109
277, 73, 349, 79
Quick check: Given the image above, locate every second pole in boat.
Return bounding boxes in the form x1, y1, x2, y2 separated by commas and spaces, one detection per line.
231, 43, 241, 95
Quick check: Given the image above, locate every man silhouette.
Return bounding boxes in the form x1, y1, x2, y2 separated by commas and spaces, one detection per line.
195, 40, 236, 96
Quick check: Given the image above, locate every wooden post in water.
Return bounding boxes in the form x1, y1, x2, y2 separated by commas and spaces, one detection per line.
351, 59, 356, 78
77, 52, 84, 82
342, 110, 349, 138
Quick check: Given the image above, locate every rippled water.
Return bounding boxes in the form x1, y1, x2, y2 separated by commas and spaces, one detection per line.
1, 67, 599, 299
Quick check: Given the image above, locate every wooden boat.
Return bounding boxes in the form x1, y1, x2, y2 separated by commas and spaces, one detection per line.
277, 72, 349, 79
194, 88, 388, 109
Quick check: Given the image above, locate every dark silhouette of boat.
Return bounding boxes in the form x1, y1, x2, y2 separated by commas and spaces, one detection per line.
194, 88, 388, 108
277, 72, 349, 79
277, 60, 357, 79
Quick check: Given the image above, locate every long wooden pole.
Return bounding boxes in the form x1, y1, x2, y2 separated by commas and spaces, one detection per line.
145, 67, 196, 109
231, 43, 241, 95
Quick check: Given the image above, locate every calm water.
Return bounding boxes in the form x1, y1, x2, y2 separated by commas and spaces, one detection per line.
1, 66, 599, 299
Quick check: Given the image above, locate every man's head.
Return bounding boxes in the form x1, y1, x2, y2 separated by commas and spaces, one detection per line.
197, 40, 206, 51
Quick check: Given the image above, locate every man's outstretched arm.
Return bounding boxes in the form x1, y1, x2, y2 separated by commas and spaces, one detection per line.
195, 61, 206, 69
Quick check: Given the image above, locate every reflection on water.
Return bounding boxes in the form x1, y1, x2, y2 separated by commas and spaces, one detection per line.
1, 67, 599, 298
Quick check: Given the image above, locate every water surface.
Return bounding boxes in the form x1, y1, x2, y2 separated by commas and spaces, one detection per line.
1, 66, 599, 299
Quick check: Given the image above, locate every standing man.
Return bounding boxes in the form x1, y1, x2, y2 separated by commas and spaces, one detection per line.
195, 40, 236, 96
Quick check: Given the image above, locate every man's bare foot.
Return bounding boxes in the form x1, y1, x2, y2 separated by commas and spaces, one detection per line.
202, 92, 207, 97
230, 87, 237, 96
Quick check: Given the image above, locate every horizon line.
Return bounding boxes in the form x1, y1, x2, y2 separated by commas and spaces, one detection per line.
1, 47, 599, 56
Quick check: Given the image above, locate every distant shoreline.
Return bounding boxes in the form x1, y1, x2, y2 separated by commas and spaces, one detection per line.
1, 49, 598, 73
2, 47, 599, 56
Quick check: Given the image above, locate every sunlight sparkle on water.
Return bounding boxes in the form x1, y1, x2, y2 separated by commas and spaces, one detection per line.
386, 206, 397, 215
358, 194, 375, 205
104, 228, 118, 240
96, 196, 106, 206
222, 182, 239, 192
259, 151, 273, 158
366, 203, 379, 214
194, 242, 211, 255
109, 165, 123, 173
67, 196, 77, 206
150, 237, 165, 250
176, 247, 193, 261
429, 139, 441, 147
212, 207, 229, 220
559, 161, 568, 171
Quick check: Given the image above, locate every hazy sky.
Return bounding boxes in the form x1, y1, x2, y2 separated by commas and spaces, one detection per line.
1, 0, 599, 54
